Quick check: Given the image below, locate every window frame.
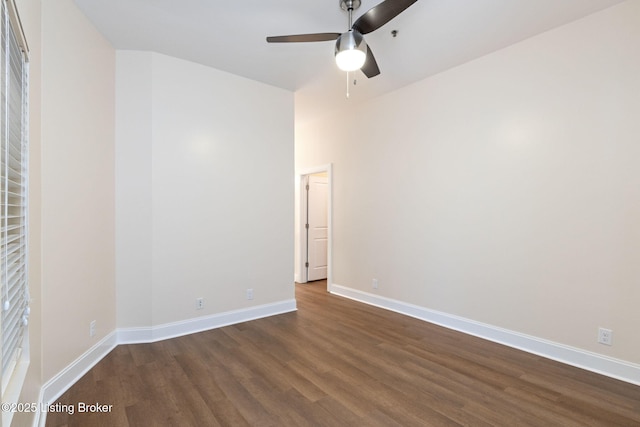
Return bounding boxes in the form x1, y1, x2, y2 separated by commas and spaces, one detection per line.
1, 0, 30, 421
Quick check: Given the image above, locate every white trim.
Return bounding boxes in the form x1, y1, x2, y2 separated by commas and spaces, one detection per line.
331, 283, 640, 387
2, 359, 29, 427
118, 299, 297, 344
299, 174, 309, 283
36, 299, 296, 427
40, 331, 118, 407
296, 164, 332, 290
34, 383, 45, 427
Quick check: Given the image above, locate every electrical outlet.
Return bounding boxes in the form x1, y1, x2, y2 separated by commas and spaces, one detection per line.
89, 320, 96, 338
196, 298, 204, 310
598, 328, 613, 346
372, 278, 379, 289
246, 289, 254, 300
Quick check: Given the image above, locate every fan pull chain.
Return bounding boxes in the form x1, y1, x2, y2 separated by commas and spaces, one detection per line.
346, 71, 350, 99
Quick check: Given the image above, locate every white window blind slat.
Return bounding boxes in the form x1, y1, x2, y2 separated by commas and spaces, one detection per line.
5, 258, 25, 282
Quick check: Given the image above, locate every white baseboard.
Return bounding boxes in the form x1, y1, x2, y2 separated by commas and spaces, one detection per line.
118, 299, 297, 344
331, 283, 640, 387
36, 299, 297, 427
40, 330, 118, 408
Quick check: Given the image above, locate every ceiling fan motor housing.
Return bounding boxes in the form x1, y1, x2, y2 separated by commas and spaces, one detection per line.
335, 30, 367, 71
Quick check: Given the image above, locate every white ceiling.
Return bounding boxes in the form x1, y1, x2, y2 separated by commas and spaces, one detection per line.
74, 0, 624, 122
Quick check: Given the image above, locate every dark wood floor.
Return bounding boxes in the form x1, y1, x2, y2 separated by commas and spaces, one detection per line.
46, 281, 640, 426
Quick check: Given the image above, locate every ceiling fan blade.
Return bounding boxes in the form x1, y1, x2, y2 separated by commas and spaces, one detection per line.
266, 33, 341, 43
361, 45, 380, 78
352, 0, 418, 35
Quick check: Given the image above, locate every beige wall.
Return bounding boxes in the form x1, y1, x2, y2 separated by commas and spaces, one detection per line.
40, 0, 116, 382
116, 52, 295, 328
296, 1, 640, 364
115, 51, 153, 328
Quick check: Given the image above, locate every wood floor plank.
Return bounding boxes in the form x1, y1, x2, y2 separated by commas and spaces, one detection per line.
46, 281, 640, 426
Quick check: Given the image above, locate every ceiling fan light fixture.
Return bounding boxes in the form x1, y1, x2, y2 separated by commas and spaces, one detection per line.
335, 30, 367, 71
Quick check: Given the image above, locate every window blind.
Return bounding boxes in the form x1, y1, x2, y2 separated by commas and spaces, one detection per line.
1, 0, 29, 394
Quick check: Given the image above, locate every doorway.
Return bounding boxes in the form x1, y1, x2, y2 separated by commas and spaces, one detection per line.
296, 165, 332, 291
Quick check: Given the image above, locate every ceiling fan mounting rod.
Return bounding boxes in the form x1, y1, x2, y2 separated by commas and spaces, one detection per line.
340, 0, 361, 28
340, 0, 361, 11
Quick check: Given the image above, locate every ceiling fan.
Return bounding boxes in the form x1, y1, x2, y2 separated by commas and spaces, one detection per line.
266, 0, 418, 78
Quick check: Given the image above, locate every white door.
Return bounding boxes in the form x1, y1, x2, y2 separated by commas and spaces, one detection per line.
306, 175, 328, 281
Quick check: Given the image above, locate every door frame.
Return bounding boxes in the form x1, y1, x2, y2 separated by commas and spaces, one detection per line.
296, 164, 332, 292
